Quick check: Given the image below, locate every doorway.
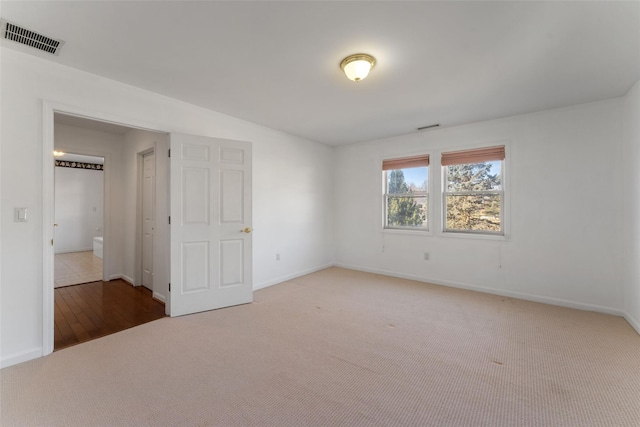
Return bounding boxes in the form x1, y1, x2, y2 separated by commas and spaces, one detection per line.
53, 152, 105, 288
50, 111, 169, 351
43, 103, 254, 356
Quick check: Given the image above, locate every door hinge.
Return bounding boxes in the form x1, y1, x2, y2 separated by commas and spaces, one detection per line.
168, 149, 171, 158
168, 216, 171, 225
51, 239, 54, 246
168, 283, 171, 292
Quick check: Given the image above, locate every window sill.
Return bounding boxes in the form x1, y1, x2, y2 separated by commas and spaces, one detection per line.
440, 231, 508, 241
382, 228, 432, 236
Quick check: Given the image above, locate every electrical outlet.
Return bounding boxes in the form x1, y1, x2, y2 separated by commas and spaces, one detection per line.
423, 252, 430, 261
276, 253, 281, 261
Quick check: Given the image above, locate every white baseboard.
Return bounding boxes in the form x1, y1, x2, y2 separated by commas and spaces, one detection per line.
1, 347, 42, 369
54, 247, 93, 254
253, 263, 334, 291
153, 292, 166, 304
108, 274, 135, 285
624, 312, 640, 335
334, 263, 625, 317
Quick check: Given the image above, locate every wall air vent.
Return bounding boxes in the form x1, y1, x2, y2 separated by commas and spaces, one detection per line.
417, 124, 440, 131
1, 19, 64, 55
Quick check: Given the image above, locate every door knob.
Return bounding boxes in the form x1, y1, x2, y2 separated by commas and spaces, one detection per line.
241, 227, 252, 233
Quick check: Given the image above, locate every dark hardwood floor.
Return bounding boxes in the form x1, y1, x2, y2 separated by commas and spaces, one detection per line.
54, 279, 166, 351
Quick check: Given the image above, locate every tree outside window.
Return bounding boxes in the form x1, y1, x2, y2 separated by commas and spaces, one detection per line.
442, 146, 505, 235
383, 155, 429, 230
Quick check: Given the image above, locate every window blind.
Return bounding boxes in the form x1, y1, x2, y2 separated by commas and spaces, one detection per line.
441, 146, 505, 166
382, 154, 430, 170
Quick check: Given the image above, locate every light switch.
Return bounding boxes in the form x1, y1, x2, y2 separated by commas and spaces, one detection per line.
14, 207, 28, 222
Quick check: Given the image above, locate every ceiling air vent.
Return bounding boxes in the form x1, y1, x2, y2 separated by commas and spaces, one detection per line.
417, 124, 440, 131
1, 19, 64, 55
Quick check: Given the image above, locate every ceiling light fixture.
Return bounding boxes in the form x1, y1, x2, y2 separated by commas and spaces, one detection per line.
340, 53, 376, 82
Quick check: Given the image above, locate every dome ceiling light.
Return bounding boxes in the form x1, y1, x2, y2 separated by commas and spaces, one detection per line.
340, 53, 376, 82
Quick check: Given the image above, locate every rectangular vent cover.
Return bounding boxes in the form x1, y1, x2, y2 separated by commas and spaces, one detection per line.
1, 19, 64, 55
417, 124, 440, 131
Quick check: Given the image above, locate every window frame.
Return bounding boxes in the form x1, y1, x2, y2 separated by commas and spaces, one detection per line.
382, 154, 430, 233
441, 146, 506, 236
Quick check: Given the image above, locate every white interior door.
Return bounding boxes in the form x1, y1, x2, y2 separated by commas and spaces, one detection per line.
169, 133, 252, 317
142, 150, 155, 290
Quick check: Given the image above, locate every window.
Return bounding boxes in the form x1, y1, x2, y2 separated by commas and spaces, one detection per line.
442, 146, 505, 235
383, 155, 429, 230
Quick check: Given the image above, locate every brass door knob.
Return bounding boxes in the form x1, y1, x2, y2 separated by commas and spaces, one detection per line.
241, 227, 252, 233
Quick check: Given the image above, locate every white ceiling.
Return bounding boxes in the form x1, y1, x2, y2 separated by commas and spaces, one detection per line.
2, 1, 639, 145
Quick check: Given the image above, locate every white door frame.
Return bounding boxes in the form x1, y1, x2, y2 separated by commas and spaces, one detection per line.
53, 148, 108, 278
42, 101, 168, 356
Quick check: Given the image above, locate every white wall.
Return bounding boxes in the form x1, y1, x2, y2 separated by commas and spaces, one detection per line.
54, 164, 104, 253
0, 48, 334, 367
252, 138, 335, 289
334, 99, 624, 313
622, 80, 640, 334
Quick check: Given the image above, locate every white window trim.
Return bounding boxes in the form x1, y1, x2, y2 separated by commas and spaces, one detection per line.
438, 142, 510, 240
380, 152, 433, 235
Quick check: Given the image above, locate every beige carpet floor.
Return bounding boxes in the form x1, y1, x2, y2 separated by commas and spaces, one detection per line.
2, 267, 639, 426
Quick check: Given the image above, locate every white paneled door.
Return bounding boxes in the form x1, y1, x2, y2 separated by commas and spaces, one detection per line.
142, 150, 155, 291
169, 133, 252, 317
